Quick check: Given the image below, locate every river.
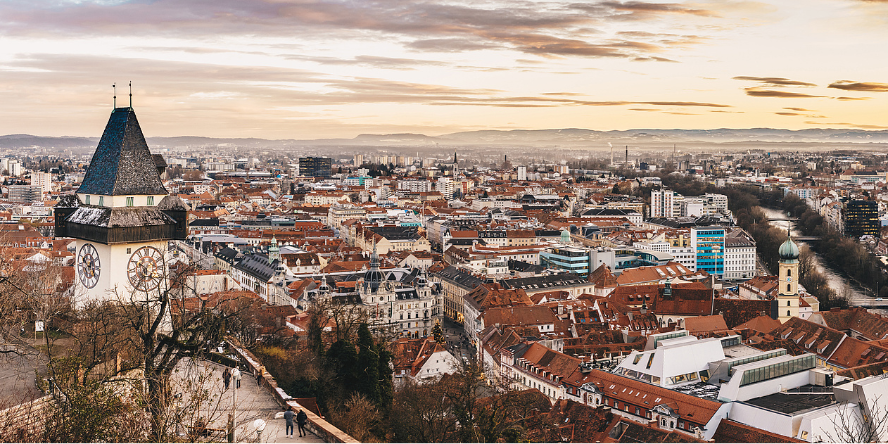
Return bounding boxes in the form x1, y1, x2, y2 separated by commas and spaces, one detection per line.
759, 207, 876, 308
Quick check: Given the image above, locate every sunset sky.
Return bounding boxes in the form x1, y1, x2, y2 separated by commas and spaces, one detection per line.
0, 0, 886, 139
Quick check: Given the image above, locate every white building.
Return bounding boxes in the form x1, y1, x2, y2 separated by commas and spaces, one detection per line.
32, 172, 53, 194
517, 166, 527, 181
650, 190, 675, 218
436, 177, 454, 199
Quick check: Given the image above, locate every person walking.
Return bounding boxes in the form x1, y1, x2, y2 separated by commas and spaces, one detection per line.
232, 367, 242, 389
283, 406, 295, 437
296, 409, 308, 437
222, 367, 231, 391
256, 366, 265, 386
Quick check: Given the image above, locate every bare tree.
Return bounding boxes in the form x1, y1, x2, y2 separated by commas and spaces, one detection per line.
824, 396, 888, 443
389, 378, 454, 443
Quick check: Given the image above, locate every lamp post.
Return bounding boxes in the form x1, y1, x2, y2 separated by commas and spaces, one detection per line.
253, 419, 266, 442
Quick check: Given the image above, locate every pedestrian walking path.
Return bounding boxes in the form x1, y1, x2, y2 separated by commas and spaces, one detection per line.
176, 359, 324, 443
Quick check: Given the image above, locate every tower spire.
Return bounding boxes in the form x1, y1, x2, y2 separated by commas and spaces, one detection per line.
113, 83, 117, 108
129, 81, 132, 108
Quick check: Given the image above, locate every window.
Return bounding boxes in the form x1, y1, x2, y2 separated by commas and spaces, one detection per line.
98, 196, 104, 206
787, 284, 791, 292
787, 310, 791, 316
147, 196, 154, 205
85, 195, 90, 204
126, 197, 134, 207
787, 269, 791, 277
787, 300, 791, 306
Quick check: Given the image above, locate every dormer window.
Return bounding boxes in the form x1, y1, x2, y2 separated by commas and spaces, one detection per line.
98, 196, 104, 206
147, 196, 154, 205
85, 195, 90, 205
126, 197, 134, 207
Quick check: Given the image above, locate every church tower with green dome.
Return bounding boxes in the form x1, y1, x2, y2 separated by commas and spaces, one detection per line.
777, 233, 800, 323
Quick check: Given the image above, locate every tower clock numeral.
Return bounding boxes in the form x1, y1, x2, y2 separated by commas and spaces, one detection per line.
77, 244, 101, 289
127, 246, 164, 291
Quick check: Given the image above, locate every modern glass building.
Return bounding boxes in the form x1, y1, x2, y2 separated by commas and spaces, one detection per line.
844, 199, 879, 238
691, 226, 725, 277
541, 246, 615, 278
298, 157, 332, 177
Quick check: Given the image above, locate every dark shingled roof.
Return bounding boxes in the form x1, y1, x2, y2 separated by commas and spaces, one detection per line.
77, 107, 168, 196
65, 206, 176, 228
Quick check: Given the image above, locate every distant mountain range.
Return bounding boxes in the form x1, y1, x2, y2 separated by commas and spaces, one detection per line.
4, 128, 888, 150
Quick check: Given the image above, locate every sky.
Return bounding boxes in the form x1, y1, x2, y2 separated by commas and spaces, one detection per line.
0, 0, 886, 139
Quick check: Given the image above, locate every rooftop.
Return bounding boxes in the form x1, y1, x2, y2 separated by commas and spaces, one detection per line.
742, 391, 835, 415
77, 107, 168, 196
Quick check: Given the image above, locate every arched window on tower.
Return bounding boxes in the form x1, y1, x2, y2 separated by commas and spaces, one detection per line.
787, 284, 791, 293
788, 269, 792, 277
787, 310, 791, 316
787, 300, 791, 306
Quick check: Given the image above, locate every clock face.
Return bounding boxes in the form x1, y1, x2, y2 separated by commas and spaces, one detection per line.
77, 243, 101, 289
127, 246, 164, 291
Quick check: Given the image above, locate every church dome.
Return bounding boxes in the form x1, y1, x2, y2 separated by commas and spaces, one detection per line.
779, 237, 800, 261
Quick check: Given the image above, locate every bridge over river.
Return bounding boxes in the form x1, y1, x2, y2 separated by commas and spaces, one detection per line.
764, 214, 819, 241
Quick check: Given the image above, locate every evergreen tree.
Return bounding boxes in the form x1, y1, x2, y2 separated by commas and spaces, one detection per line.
432, 321, 445, 344
356, 323, 380, 404
376, 343, 394, 410
326, 339, 359, 395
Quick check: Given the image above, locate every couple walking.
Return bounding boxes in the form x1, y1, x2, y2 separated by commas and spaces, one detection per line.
284, 406, 308, 437
222, 366, 241, 390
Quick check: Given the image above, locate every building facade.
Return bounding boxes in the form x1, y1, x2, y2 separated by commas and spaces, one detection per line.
691, 226, 725, 277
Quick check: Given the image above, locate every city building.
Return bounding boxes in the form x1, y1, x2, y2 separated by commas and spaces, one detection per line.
298, 157, 332, 178
32, 172, 52, 194
541, 246, 616, 278
8, 185, 42, 203
724, 229, 756, 280
517, 166, 527, 181
650, 189, 674, 218
691, 226, 724, 277
843, 199, 879, 238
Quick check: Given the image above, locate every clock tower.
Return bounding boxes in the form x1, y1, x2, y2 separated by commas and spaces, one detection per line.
777, 234, 800, 323
55, 105, 187, 307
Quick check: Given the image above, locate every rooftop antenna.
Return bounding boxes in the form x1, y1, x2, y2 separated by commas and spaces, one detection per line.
113, 83, 117, 108
128, 81, 132, 108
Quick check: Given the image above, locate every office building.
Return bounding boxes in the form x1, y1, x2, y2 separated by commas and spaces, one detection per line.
843, 199, 879, 238
650, 190, 674, 218
298, 157, 332, 178
691, 226, 725, 277
8, 185, 42, 203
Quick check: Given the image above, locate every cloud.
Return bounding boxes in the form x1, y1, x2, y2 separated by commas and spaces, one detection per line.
633, 56, 679, 62
828, 80, 888, 92
0, 53, 734, 114
0, 0, 722, 61
574, 2, 718, 19
744, 88, 823, 98
834, 96, 871, 101
285, 54, 447, 70
643, 101, 730, 107
804, 121, 888, 129
775, 112, 800, 116
733, 76, 816, 87
406, 39, 499, 53
784, 107, 813, 111
628, 108, 662, 111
